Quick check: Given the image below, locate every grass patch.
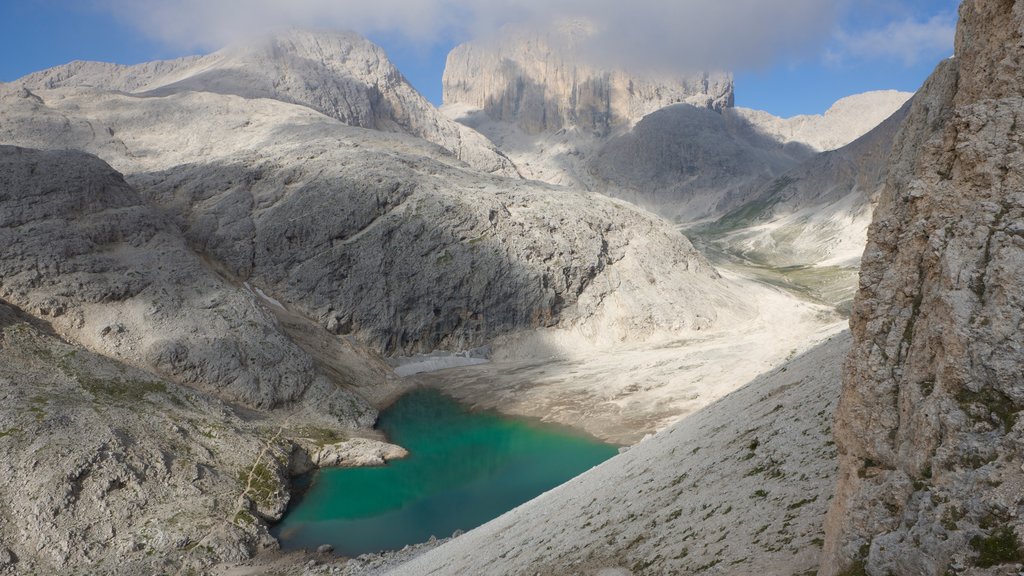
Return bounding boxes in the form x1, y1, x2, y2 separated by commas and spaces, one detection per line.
970, 525, 1024, 568
292, 425, 347, 447
239, 462, 281, 509
67, 362, 168, 404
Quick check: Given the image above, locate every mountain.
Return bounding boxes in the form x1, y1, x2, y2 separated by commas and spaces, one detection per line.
0, 80, 738, 358
732, 90, 913, 153
442, 20, 733, 136
0, 29, 786, 573
365, 3, 1021, 575
16, 30, 518, 177
442, 29, 909, 223
689, 98, 913, 309
0, 145, 378, 421
822, 0, 1024, 573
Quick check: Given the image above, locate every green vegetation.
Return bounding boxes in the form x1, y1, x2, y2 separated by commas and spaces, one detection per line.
837, 560, 868, 576
292, 425, 347, 447
78, 375, 168, 403
970, 525, 1024, 568
233, 509, 256, 527
703, 177, 795, 234
787, 496, 817, 510
239, 462, 281, 509
956, 386, 1018, 432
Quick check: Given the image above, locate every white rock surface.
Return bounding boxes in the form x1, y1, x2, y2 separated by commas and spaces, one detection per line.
0, 82, 745, 358
313, 438, 409, 468
16, 30, 517, 177
732, 90, 914, 152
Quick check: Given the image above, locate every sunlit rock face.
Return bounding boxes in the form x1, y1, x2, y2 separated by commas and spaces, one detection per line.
822, 1, 1024, 574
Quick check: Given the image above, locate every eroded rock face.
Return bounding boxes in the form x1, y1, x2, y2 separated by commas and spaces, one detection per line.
0, 300, 297, 574
0, 145, 376, 424
443, 22, 733, 135
822, 1, 1024, 574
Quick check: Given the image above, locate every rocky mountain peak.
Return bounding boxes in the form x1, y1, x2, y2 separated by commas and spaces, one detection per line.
442, 22, 734, 135
15, 29, 518, 176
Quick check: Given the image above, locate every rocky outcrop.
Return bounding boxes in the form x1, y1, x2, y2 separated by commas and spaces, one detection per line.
822, 1, 1024, 574
0, 299, 301, 574
312, 438, 409, 468
0, 145, 377, 423
732, 91, 914, 153
443, 22, 733, 135
16, 30, 517, 177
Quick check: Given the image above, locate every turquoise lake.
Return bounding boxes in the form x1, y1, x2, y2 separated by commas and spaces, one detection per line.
273, 388, 618, 557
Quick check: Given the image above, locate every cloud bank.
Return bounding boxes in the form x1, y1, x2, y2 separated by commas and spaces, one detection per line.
834, 12, 957, 66
100, 0, 839, 73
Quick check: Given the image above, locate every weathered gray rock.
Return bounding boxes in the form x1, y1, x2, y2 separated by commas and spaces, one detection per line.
0, 145, 377, 424
17, 30, 517, 177
0, 299, 300, 574
731, 91, 914, 153
313, 438, 409, 468
590, 103, 815, 220
443, 22, 733, 135
822, 1, 1024, 574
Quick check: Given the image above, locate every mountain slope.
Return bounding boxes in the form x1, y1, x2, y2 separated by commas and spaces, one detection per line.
16, 30, 517, 177
732, 90, 913, 153
385, 333, 849, 576
0, 145, 377, 422
442, 30, 909, 223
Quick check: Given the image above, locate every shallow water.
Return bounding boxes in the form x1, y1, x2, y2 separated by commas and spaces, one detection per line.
273, 388, 618, 556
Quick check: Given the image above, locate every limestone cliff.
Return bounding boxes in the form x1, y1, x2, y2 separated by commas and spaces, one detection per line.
442, 22, 733, 135
822, 1, 1024, 574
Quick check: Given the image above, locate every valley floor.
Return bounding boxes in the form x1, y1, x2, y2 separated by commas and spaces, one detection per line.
407, 263, 845, 445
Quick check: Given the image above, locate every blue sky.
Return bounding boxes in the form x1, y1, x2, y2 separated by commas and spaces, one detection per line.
0, 1, 959, 118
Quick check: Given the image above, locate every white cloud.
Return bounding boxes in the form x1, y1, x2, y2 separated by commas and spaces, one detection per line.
833, 12, 956, 66
98, 0, 840, 73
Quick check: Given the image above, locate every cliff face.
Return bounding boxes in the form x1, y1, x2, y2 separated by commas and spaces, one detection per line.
442, 23, 733, 135
822, 1, 1024, 574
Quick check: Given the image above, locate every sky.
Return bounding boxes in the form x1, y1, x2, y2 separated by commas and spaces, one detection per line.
0, 0, 960, 118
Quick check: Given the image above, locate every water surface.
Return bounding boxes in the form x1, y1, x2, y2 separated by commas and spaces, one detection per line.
273, 388, 617, 556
